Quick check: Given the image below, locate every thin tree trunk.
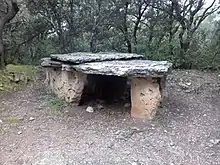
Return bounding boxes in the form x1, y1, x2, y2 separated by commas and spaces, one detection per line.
126, 38, 132, 53
133, 14, 142, 52
123, 2, 132, 53
57, 19, 65, 53
90, 33, 97, 53
178, 27, 192, 68
133, 1, 149, 53
0, 23, 5, 68
168, 2, 174, 56
90, 25, 98, 53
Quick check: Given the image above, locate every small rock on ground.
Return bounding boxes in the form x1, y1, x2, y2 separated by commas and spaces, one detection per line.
131, 161, 141, 165
18, 131, 22, 135
86, 106, 94, 113
29, 117, 35, 121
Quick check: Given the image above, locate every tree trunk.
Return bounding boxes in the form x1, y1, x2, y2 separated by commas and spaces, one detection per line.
0, 23, 5, 68
90, 26, 98, 53
57, 32, 65, 53
168, 2, 174, 56
57, 19, 65, 53
178, 28, 191, 68
133, 1, 149, 53
123, 2, 132, 53
90, 34, 97, 53
0, 0, 19, 68
126, 38, 132, 53
133, 16, 142, 53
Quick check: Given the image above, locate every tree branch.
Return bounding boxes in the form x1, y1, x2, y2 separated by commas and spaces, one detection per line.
194, 0, 219, 31
3, 0, 19, 23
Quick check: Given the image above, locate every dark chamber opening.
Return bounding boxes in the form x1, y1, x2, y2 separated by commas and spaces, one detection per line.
80, 74, 130, 105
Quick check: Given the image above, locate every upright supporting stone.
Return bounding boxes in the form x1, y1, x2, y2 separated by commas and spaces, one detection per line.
131, 77, 162, 119
44, 67, 86, 105
60, 70, 86, 104
44, 67, 51, 85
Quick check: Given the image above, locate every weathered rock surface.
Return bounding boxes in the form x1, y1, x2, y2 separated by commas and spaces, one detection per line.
41, 58, 62, 67
63, 60, 172, 77
50, 52, 144, 64
44, 68, 86, 104
41, 54, 172, 78
131, 77, 162, 119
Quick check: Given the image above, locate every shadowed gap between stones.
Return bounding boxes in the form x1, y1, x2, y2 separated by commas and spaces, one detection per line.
79, 74, 131, 105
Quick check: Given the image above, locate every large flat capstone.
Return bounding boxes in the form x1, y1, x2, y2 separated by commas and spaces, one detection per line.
42, 58, 172, 77
63, 60, 172, 77
50, 52, 144, 64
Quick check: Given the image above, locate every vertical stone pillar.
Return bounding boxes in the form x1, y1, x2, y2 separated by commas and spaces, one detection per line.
130, 77, 162, 119
61, 70, 86, 104
44, 67, 50, 85
45, 67, 86, 105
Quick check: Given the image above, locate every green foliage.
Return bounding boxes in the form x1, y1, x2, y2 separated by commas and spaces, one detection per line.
2, 0, 220, 70
6, 64, 38, 75
0, 71, 15, 91
0, 64, 38, 91
49, 97, 66, 113
6, 64, 38, 82
42, 93, 67, 113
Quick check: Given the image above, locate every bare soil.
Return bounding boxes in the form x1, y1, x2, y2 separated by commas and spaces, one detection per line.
0, 70, 220, 165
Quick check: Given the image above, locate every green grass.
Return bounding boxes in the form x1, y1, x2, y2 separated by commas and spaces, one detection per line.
0, 64, 38, 91
42, 93, 67, 113
6, 64, 38, 76
0, 71, 15, 91
7, 117, 18, 124
49, 97, 66, 112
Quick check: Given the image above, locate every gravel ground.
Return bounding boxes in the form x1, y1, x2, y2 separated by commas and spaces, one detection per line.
0, 70, 220, 165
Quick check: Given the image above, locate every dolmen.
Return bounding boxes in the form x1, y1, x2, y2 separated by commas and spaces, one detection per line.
41, 52, 172, 119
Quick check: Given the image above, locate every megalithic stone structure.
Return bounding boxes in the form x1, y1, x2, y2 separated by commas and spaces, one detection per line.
41, 52, 172, 119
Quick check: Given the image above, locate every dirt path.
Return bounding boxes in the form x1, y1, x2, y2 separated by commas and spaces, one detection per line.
0, 70, 220, 165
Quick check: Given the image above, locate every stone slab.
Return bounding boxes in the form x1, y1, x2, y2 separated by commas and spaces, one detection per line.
44, 67, 86, 104
131, 77, 162, 119
41, 58, 62, 67
50, 52, 144, 64
62, 60, 172, 77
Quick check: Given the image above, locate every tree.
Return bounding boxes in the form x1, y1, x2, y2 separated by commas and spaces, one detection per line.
153, 0, 220, 68
0, 0, 19, 68
110, 0, 152, 53
2, 0, 219, 70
